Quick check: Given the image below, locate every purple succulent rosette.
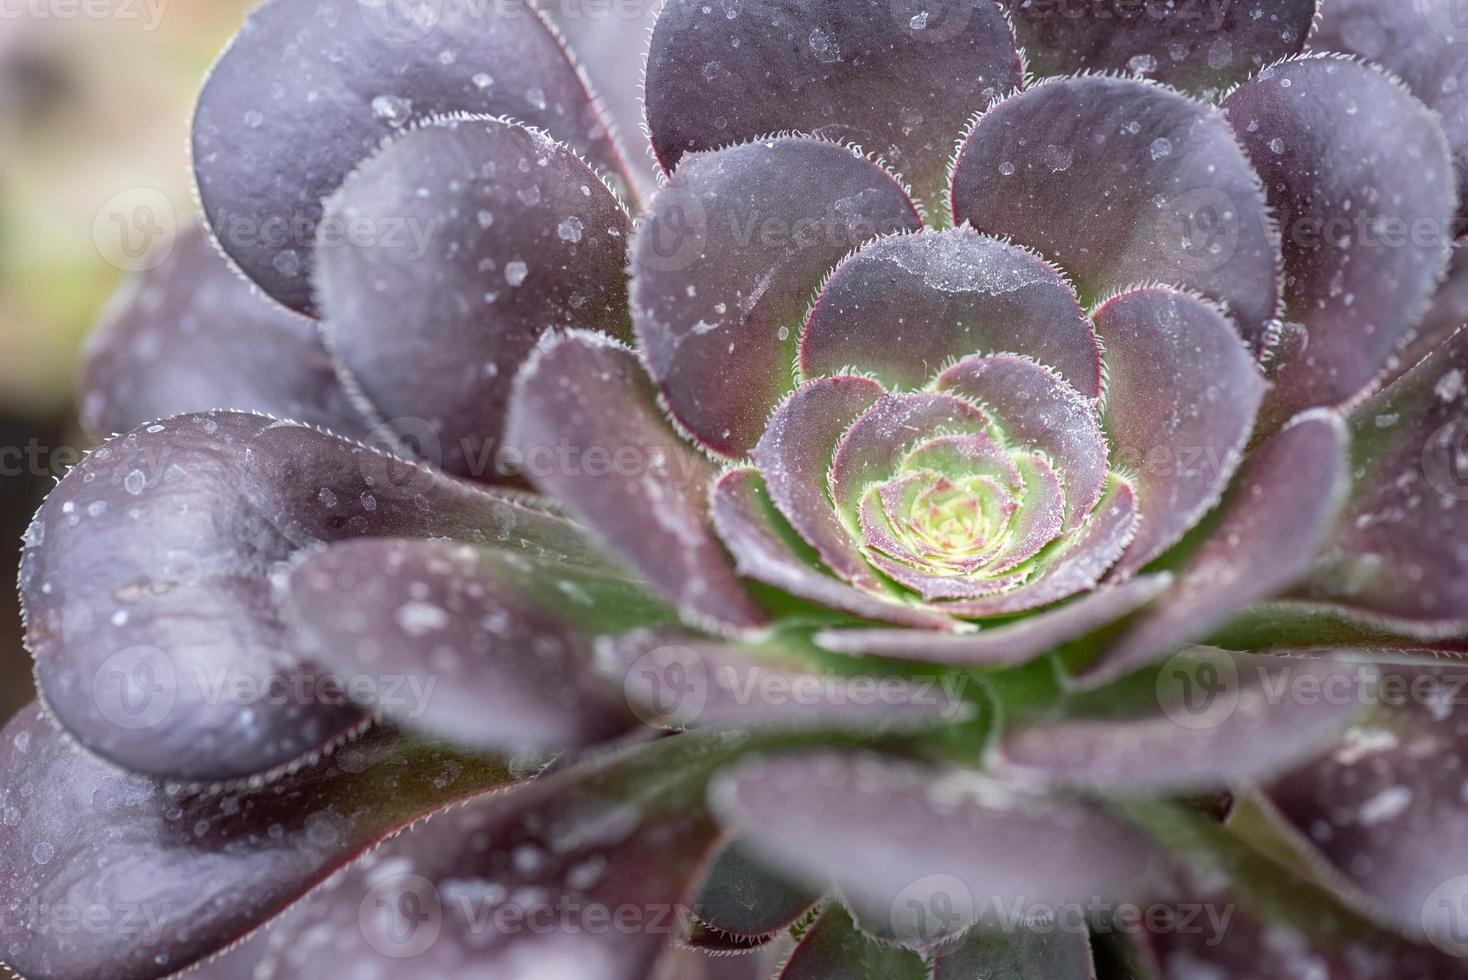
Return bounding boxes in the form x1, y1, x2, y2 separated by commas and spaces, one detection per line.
6, 1, 1468, 977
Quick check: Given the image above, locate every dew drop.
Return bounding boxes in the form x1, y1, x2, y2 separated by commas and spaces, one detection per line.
371, 94, 413, 128
557, 217, 584, 243
1127, 53, 1158, 74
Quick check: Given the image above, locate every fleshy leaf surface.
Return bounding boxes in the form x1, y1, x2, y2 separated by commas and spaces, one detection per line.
600, 628, 969, 732
1092, 288, 1265, 577
218, 731, 782, 979
1306, 327, 1468, 635
1394, 243, 1468, 388
505, 331, 763, 630
19, 411, 607, 782
817, 574, 1171, 667
0, 704, 513, 980
801, 228, 1101, 397
1080, 411, 1348, 687
753, 375, 887, 590
711, 751, 1157, 950
1312, 0, 1468, 231
1003, 0, 1315, 92
287, 538, 650, 752
80, 225, 368, 442
951, 76, 1281, 348
1262, 663, 1468, 951
1000, 651, 1366, 794
778, 905, 927, 980
630, 136, 922, 456
1223, 56, 1456, 426
931, 925, 1095, 980
540, 0, 659, 202
937, 354, 1107, 532
1122, 799, 1468, 980
192, 0, 627, 315
317, 115, 633, 479
689, 842, 819, 942
644, 0, 1023, 208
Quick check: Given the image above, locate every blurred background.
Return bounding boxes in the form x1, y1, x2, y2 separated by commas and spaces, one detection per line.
0, 3, 255, 725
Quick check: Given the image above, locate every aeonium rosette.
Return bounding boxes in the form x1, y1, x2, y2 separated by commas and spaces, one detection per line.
5, 1, 1468, 979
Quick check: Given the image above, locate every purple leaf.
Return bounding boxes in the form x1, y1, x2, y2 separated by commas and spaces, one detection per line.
19, 411, 605, 782
690, 843, 818, 942
937, 354, 1108, 532
710, 751, 1158, 951
1080, 411, 1349, 688
1262, 663, 1468, 953
816, 574, 1171, 668
1392, 243, 1468, 389
999, 651, 1367, 794
754, 375, 888, 590
505, 331, 764, 631
710, 468, 962, 630
1208, 601, 1468, 659
1305, 327, 1468, 636
951, 76, 1281, 350
630, 136, 923, 456
778, 905, 928, 980
540, 0, 660, 203
1223, 56, 1456, 427
644, 0, 1022, 208
80, 225, 368, 442
317, 116, 633, 480
0, 703, 514, 980
1003, 0, 1315, 92
287, 538, 647, 752
1312, 0, 1468, 232
799, 228, 1101, 398
599, 628, 970, 733
931, 925, 1095, 980
1092, 288, 1266, 577
192, 0, 628, 315
220, 731, 765, 980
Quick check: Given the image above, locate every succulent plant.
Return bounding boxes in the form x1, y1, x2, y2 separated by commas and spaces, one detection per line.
6, 0, 1468, 977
